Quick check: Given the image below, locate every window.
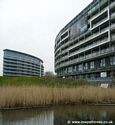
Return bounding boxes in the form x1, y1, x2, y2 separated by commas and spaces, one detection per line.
78, 64, 83, 71
90, 61, 94, 69
64, 68, 67, 73
73, 65, 76, 72
110, 56, 115, 65
68, 67, 72, 73
84, 63, 88, 70
100, 58, 106, 67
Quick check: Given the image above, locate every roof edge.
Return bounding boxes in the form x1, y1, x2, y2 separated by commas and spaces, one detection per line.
3, 49, 43, 63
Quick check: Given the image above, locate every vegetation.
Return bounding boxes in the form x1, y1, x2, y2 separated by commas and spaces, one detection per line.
0, 76, 89, 87
0, 76, 115, 109
0, 86, 115, 108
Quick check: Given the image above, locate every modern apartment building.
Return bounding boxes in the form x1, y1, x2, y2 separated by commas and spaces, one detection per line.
3, 49, 44, 77
55, 0, 115, 83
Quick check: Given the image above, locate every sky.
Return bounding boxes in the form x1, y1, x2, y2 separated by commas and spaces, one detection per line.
0, 0, 92, 76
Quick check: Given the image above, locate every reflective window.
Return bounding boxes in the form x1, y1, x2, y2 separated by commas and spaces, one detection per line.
68, 67, 72, 73
100, 58, 106, 67
110, 56, 115, 65
78, 64, 83, 71
84, 63, 88, 70
90, 61, 94, 69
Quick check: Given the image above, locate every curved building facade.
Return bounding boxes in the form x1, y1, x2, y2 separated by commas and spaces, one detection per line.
3, 49, 44, 77
55, 0, 115, 83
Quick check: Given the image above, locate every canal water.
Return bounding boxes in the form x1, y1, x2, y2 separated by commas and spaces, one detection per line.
0, 105, 115, 125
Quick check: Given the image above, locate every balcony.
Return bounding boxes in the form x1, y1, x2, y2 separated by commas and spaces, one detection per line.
90, 7, 108, 23
89, 0, 108, 18
55, 44, 61, 52
3, 69, 39, 75
61, 41, 70, 49
61, 29, 69, 38
110, 1, 115, 9
4, 60, 40, 68
91, 17, 109, 30
56, 47, 115, 69
89, 4, 99, 16
70, 46, 113, 64
56, 55, 69, 64
111, 12, 115, 19
4, 63, 40, 71
55, 38, 69, 53
61, 35, 69, 43
69, 27, 109, 51
111, 24, 115, 31
61, 49, 69, 55
86, 77, 112, 83
69, 37, 109, 58
111, 34, 115, 40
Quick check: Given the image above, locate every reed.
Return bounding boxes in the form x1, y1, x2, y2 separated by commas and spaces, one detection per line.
0, 86, 115, 108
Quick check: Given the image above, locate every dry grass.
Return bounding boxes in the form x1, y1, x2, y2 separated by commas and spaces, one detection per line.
0, 86, 115, 108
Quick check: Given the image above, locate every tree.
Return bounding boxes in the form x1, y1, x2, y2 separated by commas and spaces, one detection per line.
44, 71, 55, 77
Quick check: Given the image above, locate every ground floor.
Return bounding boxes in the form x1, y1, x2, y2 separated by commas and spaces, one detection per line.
56, 55, 115, 83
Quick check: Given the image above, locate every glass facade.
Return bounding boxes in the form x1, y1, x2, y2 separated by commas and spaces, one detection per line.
3, 49, 44, 77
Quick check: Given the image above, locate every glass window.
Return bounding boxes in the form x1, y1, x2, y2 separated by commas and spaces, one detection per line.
100, 58, 106, 67
84, 63, 88, 70
90, 61, 94, 69
110, 56, 115, 65
68, 67, 72, 73
73, 65, 76, 72
78, 64, 83, 71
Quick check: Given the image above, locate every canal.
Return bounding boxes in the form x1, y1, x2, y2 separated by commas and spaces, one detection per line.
0, 105, 115, 125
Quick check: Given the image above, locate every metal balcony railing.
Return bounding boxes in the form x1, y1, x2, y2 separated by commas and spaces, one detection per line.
69, 27, 109, 51
91, 17, 109, 30
56, 47, 115, 69
69, 37, 109, 57
90, 6, 108, 23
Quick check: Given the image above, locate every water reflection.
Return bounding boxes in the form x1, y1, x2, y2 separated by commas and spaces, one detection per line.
53, 106, 115, 125
0, 109, 54, 125
0, 105, 115, 125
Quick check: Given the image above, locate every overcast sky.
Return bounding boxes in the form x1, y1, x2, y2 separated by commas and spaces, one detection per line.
0, 0, 92, 76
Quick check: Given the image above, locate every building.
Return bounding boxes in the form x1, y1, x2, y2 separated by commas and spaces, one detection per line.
55, 0, 115, 83
3, 49, 44, 77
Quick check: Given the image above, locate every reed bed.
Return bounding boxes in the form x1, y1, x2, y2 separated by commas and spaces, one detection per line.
0, 86, 115, 108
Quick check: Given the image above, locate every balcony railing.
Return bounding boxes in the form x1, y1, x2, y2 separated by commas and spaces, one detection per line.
69, 37, 109, 58
86, 77, 112, 83
61, 35, 69, 43
55, 47, 115, 69
69, 27, 109, 51
61, 41, 70, 49
4, 63, 40, 71
110, 1, 115, 9
3, 70, 39, 75
111, 34, 115, 40
55, 55, 69, 65
91, 17, 109, 30
4, 61, 40, 68
90, 7, 108, 23
111, 12, 115, 19
111, 24, 115, 31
